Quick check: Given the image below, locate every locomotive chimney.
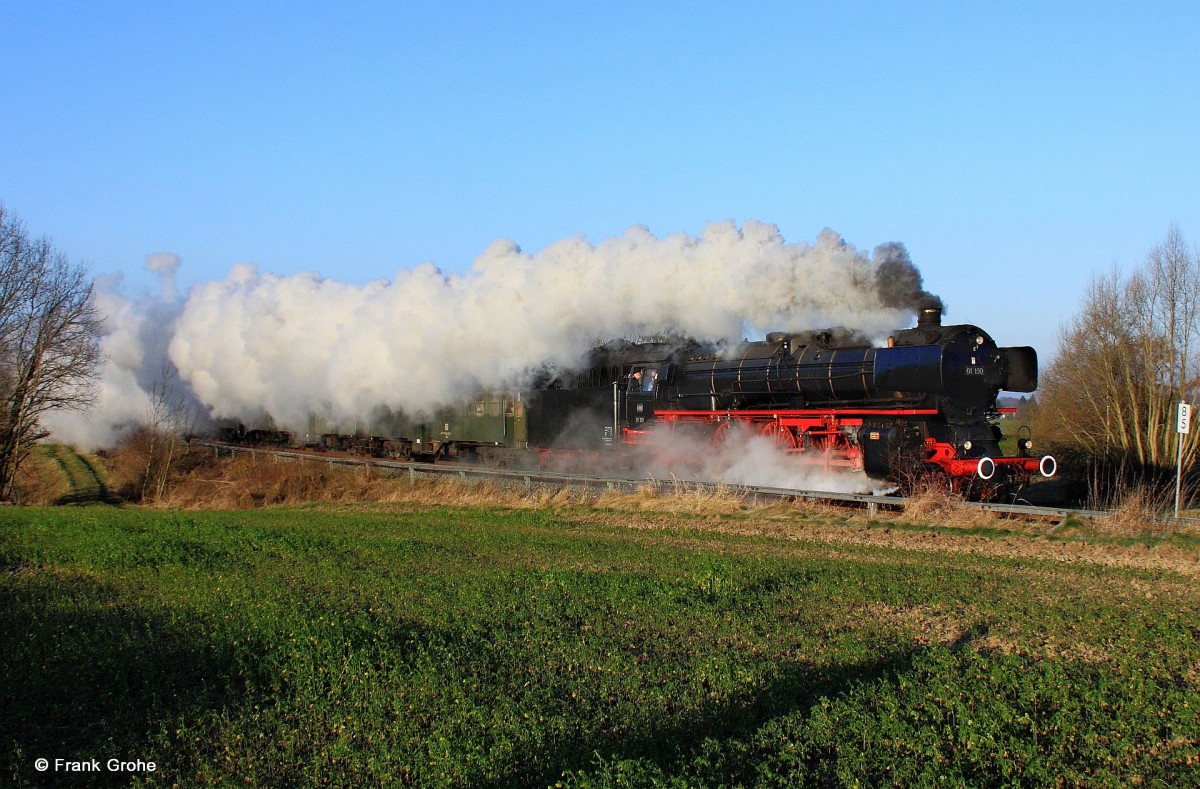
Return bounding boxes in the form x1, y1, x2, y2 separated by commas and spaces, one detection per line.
917, 305, 942, 328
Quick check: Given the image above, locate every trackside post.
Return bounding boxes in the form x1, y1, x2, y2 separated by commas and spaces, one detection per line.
1176, 402, 1191, 518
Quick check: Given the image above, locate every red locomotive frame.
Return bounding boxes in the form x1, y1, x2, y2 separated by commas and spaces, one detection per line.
623, 406, 1052, 491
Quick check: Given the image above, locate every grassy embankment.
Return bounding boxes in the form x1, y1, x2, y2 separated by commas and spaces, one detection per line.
14, 444, 115, 505
2, 477, 1199, 786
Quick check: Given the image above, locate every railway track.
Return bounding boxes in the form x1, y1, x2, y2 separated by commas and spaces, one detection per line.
191, 439, 1123, 524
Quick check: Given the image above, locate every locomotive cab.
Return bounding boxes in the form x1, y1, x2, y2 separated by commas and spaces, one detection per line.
629, 365, 663, 394
626, 363, 669, 428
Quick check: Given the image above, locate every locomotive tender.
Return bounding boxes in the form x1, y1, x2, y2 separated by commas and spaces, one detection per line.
528, 305, 1055, 496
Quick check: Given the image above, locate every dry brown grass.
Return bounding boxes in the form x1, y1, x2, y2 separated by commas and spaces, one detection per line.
1093, 485, 1178, 538
150, 451, 761, 517
158, 454, 404, 509
381, 476, 591, 510
897, 483, 995, 530
858, 602, 982, 650
593, 479, 749, 516
157, 451, 518, 509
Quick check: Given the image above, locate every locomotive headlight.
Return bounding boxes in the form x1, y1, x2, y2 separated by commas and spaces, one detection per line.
1017, 438, 1033, 453
962, 440, 973, 451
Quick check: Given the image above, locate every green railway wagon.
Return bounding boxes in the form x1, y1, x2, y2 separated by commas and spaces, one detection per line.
435, 391, 528, 446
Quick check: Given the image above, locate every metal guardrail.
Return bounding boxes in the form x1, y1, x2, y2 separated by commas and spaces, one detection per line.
192, 439, 1131, 522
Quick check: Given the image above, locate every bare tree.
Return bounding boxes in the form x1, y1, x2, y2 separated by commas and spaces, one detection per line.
1036, 225, 1200, 476
137, 359, 199, 502
0, 205, 103, 501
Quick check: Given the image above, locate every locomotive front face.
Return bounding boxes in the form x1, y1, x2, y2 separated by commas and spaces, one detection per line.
874, 322, 1029, 414
938, 326, 1008, 412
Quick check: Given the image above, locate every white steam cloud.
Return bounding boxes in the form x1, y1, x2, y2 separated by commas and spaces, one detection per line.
45, 220, 940, 450
641, 429, 896, 495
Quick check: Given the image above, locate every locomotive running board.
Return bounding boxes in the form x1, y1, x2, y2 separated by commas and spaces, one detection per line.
655, 408, 941, 420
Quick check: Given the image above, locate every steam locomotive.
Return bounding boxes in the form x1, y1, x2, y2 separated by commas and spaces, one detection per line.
526, 306, 1055, 497
215, 306, 1054, 499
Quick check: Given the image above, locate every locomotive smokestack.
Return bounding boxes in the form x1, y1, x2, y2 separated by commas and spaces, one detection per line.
917, 305, 943, 328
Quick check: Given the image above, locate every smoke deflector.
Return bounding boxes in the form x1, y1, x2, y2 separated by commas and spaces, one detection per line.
1000, 347, 1038, 392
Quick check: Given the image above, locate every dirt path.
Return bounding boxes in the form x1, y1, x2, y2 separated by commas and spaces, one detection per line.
46, 445, 117, 504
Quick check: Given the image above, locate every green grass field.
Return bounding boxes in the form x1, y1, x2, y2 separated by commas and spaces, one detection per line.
2, 503, 1198, 787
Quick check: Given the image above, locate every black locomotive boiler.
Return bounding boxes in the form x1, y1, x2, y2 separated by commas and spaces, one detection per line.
527, 306, 1056, 497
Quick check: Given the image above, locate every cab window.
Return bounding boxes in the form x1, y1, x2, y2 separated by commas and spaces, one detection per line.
629, 366, 660, 393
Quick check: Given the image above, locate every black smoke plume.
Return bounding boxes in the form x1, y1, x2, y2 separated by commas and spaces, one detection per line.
872, 242, 944, 312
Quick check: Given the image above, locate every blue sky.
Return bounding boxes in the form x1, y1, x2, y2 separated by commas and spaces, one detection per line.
3, 1, 1198, 359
